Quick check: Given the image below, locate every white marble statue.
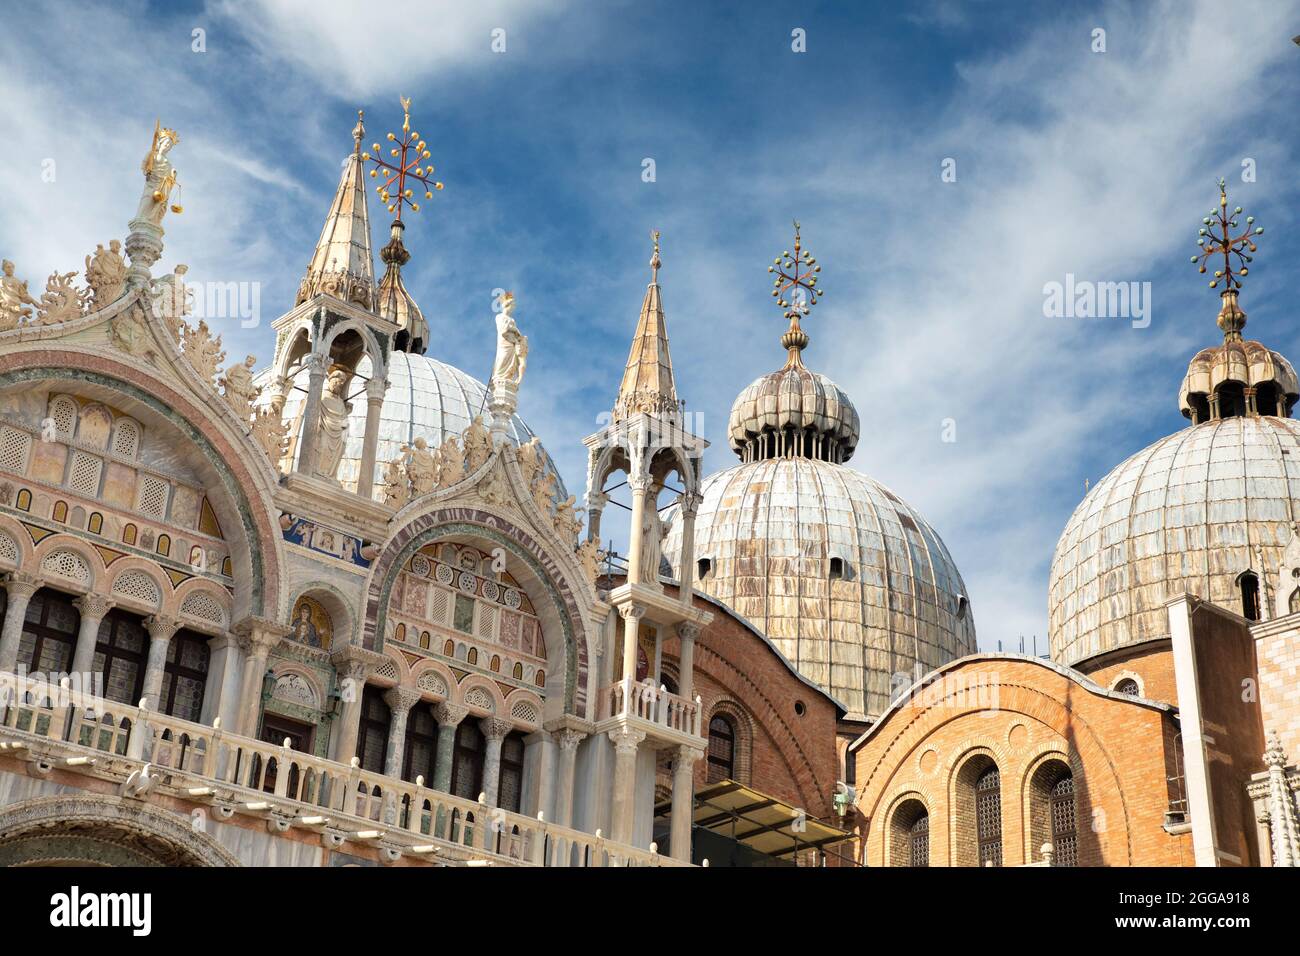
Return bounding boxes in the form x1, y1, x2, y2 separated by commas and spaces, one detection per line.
314, 365, 353, 479
135, 123, 182, 227
404, 437, 437, 496
639, 488, 665, 585
84, 240, 127, 308
0, 260, 38, 331
220, 355, 261, 419
492, 291, 528, 387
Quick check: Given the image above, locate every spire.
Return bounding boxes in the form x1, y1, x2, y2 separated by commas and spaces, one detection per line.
612, 230, 680, 421
297, 110, 376, 311
1264, 730, 1300, 867
377, 219, 428, 353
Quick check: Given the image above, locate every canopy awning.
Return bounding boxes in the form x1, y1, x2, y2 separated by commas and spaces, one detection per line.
655, 780, 852, 858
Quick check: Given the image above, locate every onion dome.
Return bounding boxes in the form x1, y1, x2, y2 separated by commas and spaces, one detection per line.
664, 223, 974, 721
728, 349, 860, 464
1050, 179, 1293, 666
1178, 291, 1297, 422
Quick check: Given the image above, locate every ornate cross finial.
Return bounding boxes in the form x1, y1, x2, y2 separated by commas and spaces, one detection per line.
650, 229, 661, 283
1191, 177, 1263, 292
768, 220, 824, 360
362, 95, 444, 221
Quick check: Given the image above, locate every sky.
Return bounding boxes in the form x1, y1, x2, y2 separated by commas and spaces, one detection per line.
2, 0, 1300, 652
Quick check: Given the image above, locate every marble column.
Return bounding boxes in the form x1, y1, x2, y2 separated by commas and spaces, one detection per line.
328, 653, 371, 763
431, 702, 468, 793
670, 745, 701, 862
554, 728, 586, 828
357, 376, 389, 500
203, 633, 242, 728
676, 492, 701, 599
234, 618, 290, 736
584, 491, 609, 544
608, 726, 646, 846
0, 572, 41, 673
140, 616, 180, 710
382, 687, 421, 779
619, 603, 646, 686
70, 594, 114, 682
294, 349, 328, 476
677, 622, 699, 703
480, 717, 513, 806
625, 474, 649, 585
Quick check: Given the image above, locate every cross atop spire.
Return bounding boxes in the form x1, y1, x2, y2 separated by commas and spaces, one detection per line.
768, 220, 825, 367
1191, 178, 1266, 343
613, 230, 680, 422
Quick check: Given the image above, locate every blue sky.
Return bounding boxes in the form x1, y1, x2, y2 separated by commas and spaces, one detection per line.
3, 0, 1300, 650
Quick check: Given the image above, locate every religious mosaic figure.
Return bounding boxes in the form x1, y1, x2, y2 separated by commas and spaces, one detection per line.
290, 596, 333, 650
84, 240, 127, 308
0, 260, 37, 331
492, 291, 528, 387
315, 365, 353, 479
135, 122, 182, 227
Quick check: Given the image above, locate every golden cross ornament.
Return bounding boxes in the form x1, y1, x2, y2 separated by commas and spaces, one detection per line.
769, 221, 824, 321
1191, 178, 1263, 291
362, 96, 443, 221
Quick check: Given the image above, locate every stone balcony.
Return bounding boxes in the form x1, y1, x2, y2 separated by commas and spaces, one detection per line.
0, 671, 689, 868
596, 676, 703, 749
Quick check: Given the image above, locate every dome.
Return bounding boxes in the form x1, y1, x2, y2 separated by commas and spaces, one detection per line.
663, 457, 976, 721
1179, 339, 1298, 421
270, 350, 563, 499
728, 362, 860, 464
1048, 415, 1300, 666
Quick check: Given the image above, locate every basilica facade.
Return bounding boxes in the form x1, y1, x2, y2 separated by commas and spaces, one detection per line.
0, 109, 1296, 868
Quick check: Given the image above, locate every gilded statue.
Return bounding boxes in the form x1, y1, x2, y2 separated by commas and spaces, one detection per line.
136, 122, 182, 227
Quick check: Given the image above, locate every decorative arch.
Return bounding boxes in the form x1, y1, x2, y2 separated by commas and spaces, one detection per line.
364, 506, 592, 717
949, 748, 1002, 868
174, 579, 232, 633
0, 515, 34, 569
268, 660, 326, 711
410, 659, 456, 700
459, 677, 504, 715
0, 794, 241, 867
33, 533, 105, 592
883, 792, 931, 867
105, 557, 170, 612
1020, 749, 1083, 866
0, 356, 284, 619
707, 697, 754, 785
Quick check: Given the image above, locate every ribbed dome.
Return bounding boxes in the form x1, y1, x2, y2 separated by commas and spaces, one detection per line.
377, 265, 428, 355
663, 457, 976, 721
1179, 339, 1298, 421
728, 362, 860, 464
1049, 416, 1300, 666
268, 351, 563, 500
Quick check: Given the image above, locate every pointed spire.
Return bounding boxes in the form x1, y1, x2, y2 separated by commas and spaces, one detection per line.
296, 109, 376, 311
613, 231, 680, 422
377, 219, 428, 354
1264, 730, 1300, 867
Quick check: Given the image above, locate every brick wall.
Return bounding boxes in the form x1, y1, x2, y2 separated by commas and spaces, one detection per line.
851, 656, 1194, 866
1254, 615, 1300, 762
1076, 639, 1178, 704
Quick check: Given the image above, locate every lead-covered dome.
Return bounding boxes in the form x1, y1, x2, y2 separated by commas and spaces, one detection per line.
664, 457, 976, 721
270, 350, 563, 499
1049, 415, 1299, 666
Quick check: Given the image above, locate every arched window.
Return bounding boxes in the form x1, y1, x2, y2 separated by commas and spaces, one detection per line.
697, 558, 713, 580
707, 715, 735, 784
499, 732, 526, 813
159, 629, 210, 722
355, 685, 391, 774
402, 705, 440, 784
17, 589, 79, 675
1029, 759, 1078, 867
829, 556, 845, 580
1239, 571, 1260, 621
93, 610, 148, 707
451, 721, 484, 799
975, 765, 1002, 867
1050, 775, 1078, 866
1114, 677, 1140, 696
888, 799, 929, 867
